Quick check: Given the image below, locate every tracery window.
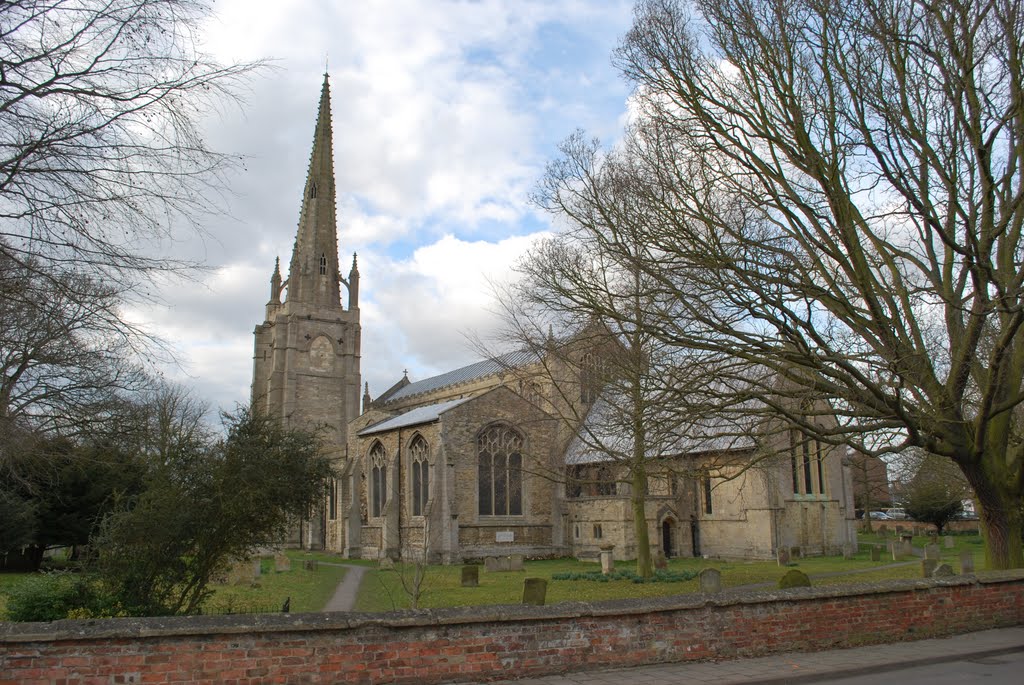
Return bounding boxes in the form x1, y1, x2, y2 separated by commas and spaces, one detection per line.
478, 424, 523, 516
409, 434, 430, 516
580, 352, 600, 404
369, 441, 387, 518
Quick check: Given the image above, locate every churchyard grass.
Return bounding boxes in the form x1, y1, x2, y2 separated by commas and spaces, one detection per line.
202, 551, 348, 615
354, 531, 987, 612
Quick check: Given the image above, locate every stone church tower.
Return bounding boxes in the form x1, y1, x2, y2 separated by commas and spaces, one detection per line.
251, 75, 361, 548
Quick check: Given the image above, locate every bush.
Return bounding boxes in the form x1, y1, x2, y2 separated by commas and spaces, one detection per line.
3, 572, 123, 621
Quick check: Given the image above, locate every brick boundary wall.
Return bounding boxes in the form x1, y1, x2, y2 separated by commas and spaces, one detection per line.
2, 572, 1023, 684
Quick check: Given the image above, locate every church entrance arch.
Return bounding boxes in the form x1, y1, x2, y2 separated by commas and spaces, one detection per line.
661, 518, 676, 558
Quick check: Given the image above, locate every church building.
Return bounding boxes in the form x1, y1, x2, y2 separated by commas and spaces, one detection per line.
251, 77, 858, 562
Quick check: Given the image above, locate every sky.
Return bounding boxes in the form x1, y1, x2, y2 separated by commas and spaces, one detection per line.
137, 0, 637, 412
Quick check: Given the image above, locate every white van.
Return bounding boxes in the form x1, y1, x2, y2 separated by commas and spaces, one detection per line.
885, 508, 908, 520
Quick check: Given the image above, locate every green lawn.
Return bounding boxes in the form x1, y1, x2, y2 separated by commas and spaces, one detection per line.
203, 551, 349, 615
354, 532, 988, 612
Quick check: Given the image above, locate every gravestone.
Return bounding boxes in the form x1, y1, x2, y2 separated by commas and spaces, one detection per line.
461, 565, 479, 587
921, 558, 938, 578
379, 557, 394, 569
274, 553, 291, 572
698, 567, 722, 593
924, 544, 940, 560
778, 569, 811, 589
776, 547, 791, 565
789, 545, 802, 560
227, 560, 254, 585
871, 545, 881, 562
932, 563, 954, 578
959, 552, 975, 575
842, 544, 855, 560
509, 554, 525, 571
253, 558, 262, 577
600, 546, 615, 575
303, 559, 318, 572
484, 556, 499, 572
497, 556, 512, 572
877, 524, 888, 534
654, 550, 669, 570
522, 578, 547, 606
944, 536, 955, 549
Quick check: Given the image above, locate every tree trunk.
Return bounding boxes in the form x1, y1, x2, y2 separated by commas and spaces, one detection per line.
632, 465, 653, 578
962, 462, 1023, 570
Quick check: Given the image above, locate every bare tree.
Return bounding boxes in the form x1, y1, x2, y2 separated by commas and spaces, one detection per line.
540, 0, 1022, 568
0, 0, 261, 299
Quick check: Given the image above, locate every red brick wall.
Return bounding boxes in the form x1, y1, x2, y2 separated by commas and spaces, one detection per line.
2, 573, 1022, 685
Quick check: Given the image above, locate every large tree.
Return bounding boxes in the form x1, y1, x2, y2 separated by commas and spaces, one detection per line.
541, 0, 1024, 568
0, 0, 258, 294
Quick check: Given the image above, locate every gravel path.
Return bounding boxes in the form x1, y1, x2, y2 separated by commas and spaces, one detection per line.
320, 563, 368, 612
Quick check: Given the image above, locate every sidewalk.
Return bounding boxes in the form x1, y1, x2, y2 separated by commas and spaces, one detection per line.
320, 563, 367, 612
477, 626, 1024, 685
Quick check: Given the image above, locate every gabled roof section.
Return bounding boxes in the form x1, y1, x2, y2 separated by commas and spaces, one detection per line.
381, 350, 539, 404
358, 396, 474, 436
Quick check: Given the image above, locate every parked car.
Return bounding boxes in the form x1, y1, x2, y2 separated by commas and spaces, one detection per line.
885, 508, 908, 520
868, 511, 892, 520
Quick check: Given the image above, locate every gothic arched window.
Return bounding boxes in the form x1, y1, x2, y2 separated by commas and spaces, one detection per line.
319, 253, 327, 275
309, 182, 317, 198
369, 441, 387, 518
478, 424, 524, 516
409, 434, 430, 516
580, 352, 601, 404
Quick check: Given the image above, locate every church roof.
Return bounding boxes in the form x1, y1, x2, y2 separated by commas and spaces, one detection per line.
380, 350, 539, 404
358, 396, 474, 436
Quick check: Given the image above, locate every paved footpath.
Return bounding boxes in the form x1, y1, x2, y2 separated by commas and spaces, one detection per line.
320, 563, 367, 612
473, 626, 1024, 685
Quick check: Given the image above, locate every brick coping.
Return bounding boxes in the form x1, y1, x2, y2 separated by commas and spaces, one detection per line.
2, 570, 1022, 644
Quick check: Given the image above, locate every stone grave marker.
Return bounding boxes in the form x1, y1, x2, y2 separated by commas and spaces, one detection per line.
654, 550, 669, 570
921, 558, 938, 578
274, 553, 291, 572
842, 544, 855, 560
522, 578, 547, 606
303, 559, 318, 572
943, 536, 955, 549
932, 563, 954, 578
778, 569, 811, 589
497, 556, 512, 572
253, 558, 262, 577
959, 552, 975, 575
789, 545, 802, 559
924, 544, 940, 560
698, 568, 722, 593
600, 546, 615, 574
509, 554, 524, 571
484, 556, 499, 572
227, 560, 254, 585
871, 545, 881, 562
379, 557, 394, 569
777, 547, 791, 565
461, 565, 479, 587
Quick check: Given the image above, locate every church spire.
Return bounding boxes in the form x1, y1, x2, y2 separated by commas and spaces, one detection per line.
285, 73, 341, 307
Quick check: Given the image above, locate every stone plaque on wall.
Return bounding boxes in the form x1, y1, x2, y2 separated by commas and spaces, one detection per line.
496, 531, 514, 543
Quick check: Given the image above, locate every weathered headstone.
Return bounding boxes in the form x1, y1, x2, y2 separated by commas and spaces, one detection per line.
497, 556, 512, 572
698, 567, 722, 593
484, 556, 499, 572
600, 546, 615, 575
924, 544, 940, 560
654, 550, 669, 570
842, 544, 855, 560
378, 557, 394, 569
959, 552, 975, 575
871, 545, 881, 562
302, 559, 318, 572
253, 558, 262, 577
509, 554, 525, 571
932, 563, 954, 578
921, 558, 938, 577
522, 578, 547, 606
877, 524, 888, 535
778, 569, 811, 589
226, 560, 254, 585
461, 565, 479, 587
789, 545, 802, 559
776, 547, 791, 565
943, 536, 955, 549
274, 553, 291, 572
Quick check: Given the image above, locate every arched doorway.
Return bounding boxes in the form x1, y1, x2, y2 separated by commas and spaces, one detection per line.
662, 518, 676, 558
